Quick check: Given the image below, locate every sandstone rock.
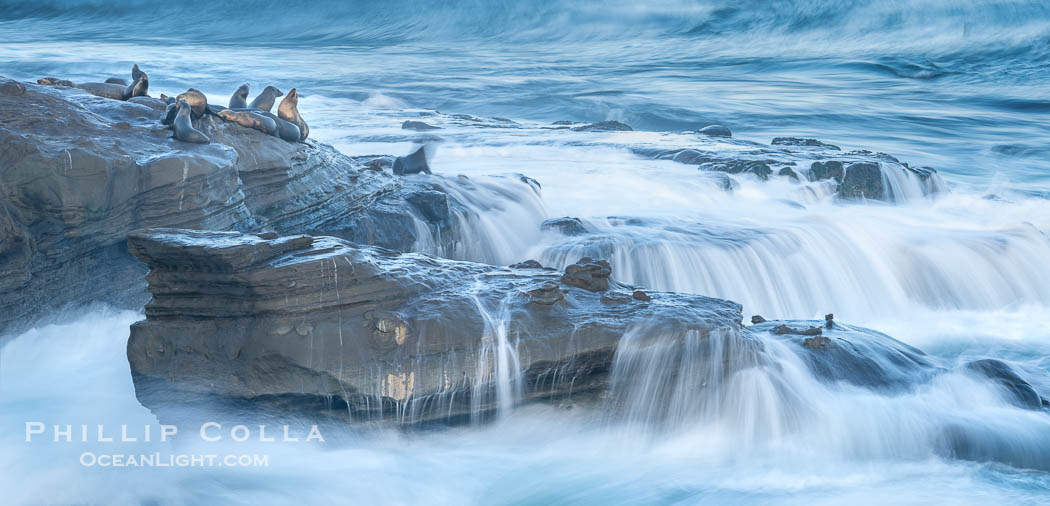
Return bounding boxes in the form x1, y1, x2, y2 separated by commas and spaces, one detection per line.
562, 257, 612, 291
125, 229, 745, 425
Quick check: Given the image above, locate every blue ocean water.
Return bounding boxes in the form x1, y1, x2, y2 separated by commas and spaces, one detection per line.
2, 1, 1050, 504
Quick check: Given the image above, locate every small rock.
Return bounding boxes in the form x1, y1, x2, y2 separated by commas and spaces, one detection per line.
393, 146, 431, 176
0, 79, 27, 97
562, 257, 612, 292
803, 336, 833, 350
600, 292, 633, 304
774, 324, 823, 336
809, 161, 845, 182
778, 167, 800, 182
256, 232, 278, 240
295, 323, 313, 336
510, 260, 544, 269
698, 125, 732, 138
571, 121, 633, 132
402, 120, 441, 131
825, 313, 834, 328
751, 315, 766, 324
541, 217, 590, 236
632, 290, 651, 301
965, 359, 1043, 410
525, 281, 564, 305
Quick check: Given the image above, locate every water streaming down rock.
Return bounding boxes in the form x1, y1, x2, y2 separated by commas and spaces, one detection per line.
537, 212, 1050, 319
469, 289, 523, 423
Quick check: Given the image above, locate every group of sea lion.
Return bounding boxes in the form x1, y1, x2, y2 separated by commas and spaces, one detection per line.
159, 83, 309, 144
38, 63, 149, 101
37, 64, 308, 146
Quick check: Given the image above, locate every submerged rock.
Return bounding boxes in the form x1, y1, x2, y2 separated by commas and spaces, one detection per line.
698, 125, 732, 138
125, 229, 745, 425
541, 217, 591, 236
964, 359, 1044, 410
700, 159, 773, 181
809, 160, 845, 182
772, 137, 841, 150
572, 121, 633, 132
402, 120, 441, 131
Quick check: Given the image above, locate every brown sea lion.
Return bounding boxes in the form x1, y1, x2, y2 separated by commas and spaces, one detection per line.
37, 77, 75, 87
277, 87, 308, 141
229, 83, 249, 109
248, 85, 283, 112
131, 64, 145, 83
76, 73, 149, 101
217, 109, 277, 136
172, 100, 210, 144
175, 88, 208, 119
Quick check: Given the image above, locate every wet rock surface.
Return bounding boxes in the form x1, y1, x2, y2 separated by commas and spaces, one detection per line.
572, 120, 633, 132
0, 79, 535, 332
541, 216, 591, 236
125, 229, 745, 425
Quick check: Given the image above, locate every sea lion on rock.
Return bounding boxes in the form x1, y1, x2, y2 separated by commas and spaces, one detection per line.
76, 73, 148, 101
218, 109, 277, 136
248, 85, 283, 112
175, 88, 208, 119
392, 145, 432, 175
0, 79, 26, 96
37, 77, 75, 87
131, 64, 145, 83
277, 87, 308, 140
172, 100, 210, 144
162, 102, 178, 126
207, 104, 300, 142
105, 77, 128, 86
229, 83, 249, 109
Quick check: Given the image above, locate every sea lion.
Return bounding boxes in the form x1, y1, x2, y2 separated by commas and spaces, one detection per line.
37, 77, 75, 87
160, 93, 173, 104
162, 102, 178, 126
228, 83, 249, 109
392, 145, 432, 175
76, 73, 148, 101
105, 77, 128, 86
248, 85, 283, 112
217, 109, 277, 136
208, 104, 300, 142
175, 88, 208, 119
277, 87, 308, 141
172, 100, 210, 144
131, 64, 145, 83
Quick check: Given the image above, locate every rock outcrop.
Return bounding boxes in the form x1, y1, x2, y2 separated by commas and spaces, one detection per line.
125, 229, 746, 425
0, 79, 538, 332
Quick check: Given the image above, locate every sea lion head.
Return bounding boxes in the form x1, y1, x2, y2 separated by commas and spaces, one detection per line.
176, 99, 192, 115
265, 86, 283, 98
235, 83, 249, 96
285, 88, 298, 106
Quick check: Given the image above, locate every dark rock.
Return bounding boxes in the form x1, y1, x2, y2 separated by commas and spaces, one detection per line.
964, 359, 1043, 410
524, 281, 564, 305
551, 120, 575, 125
0, 78, 26, 96
405, 190, 451, 226
757, 320, 937, 391
803, 336, 832, 350
600, 292, 633, 304
701, 160, 772, 181
125, 229, 746, 426
671, 149, 707, 164
837, 162, 884, 200
392, 145, 432, 175
632, 290, 651, 301
825, 313, 834, 328
541, 217, 591, 236
751, 315, 766, 324
778, 167, 800, 182
773, 324, 823, 336
808, 161, 844, 182
698, 125, 732, 138
510, 259, 544, 269
571, 121, 633, 132
562, 257, 612, 292
402, 120, 441, 131
771, 137, 841, 150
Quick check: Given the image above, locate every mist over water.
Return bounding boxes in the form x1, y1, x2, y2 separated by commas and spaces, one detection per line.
2, 0, 1050, 504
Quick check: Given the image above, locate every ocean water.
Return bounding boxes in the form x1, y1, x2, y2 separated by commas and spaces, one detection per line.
1, 1, 1049, 504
